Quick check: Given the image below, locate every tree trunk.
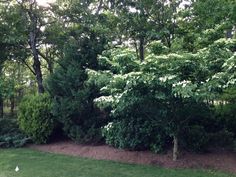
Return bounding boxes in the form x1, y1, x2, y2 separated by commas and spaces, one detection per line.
32, 49, 44, 93
134, 41, 140, 60
139, 37, 145, 62
47, 60, 53, 74
38, 49, 54, 74
0, 65, 3, 118
28, 2, 44, 94
0, 95, 3, 118
10, 95, 15, 116
173, 135, 178, 161
30, 32, 44, 93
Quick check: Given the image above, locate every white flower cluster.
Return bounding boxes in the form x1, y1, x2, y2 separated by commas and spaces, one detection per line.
94, 96, 115, 109
94, 96, 114, 104
103, 122, 113, 131
159, 75, 176, 82
173, 80, 191, 88
211, 74, 221, 79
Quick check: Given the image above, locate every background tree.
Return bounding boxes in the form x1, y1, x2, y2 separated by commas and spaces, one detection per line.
105, 0, 183, 61
176, 0, 236, 52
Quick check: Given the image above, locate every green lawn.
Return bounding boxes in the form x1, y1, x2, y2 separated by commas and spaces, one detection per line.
0, 149, 235, 177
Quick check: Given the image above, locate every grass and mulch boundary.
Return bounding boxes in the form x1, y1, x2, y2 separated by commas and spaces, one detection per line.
0, 148, 235, 177
29, 141, 236, 174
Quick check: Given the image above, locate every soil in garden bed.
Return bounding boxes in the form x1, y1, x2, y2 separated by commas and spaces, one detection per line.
29, 141, 236, 174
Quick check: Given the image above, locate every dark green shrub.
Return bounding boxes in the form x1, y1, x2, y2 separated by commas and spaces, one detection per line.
0, 118, 18, 135
0, 118, 30, 148
209, 129, 234, 147
179, 103, 236, 152
102, 118, 169, 153
215, 103, 236, 136
65, 124, 103, 144
147, 41, 169, 55
233, 140, 236, 152
18, 93, 55, 144
180, 125, 210, 152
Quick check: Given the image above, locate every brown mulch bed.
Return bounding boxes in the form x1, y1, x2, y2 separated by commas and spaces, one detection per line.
29, 141, 236, 173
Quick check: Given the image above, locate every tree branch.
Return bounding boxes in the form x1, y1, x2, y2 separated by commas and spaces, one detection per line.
95, 0, 103, 15
21, 60, 36, 76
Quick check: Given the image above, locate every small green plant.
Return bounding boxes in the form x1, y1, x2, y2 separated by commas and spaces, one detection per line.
18, 93, 55, 144
0, 133, 30, 148
102, 119, 168, 152
147, 41, 169, 55
0, 118, 30, 148
66, 124, 103, 144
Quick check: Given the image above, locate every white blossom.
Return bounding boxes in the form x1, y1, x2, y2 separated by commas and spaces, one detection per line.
103, 122, 113, 131
173, 80, 191, 88
159, 75, 176, 82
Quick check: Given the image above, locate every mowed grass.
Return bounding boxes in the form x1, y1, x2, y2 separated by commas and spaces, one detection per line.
0, 149, 235, 177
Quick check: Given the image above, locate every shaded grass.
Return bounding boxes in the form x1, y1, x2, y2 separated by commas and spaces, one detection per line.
0, 148, 235, 177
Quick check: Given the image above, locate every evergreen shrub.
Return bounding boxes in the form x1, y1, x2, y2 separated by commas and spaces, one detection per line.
18, 93, 55, 144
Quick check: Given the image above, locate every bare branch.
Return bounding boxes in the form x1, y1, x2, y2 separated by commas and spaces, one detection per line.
20, 59, 36, 75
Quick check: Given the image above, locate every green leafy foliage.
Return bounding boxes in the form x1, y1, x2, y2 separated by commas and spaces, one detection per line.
89, 38, 236, 153
88, 47, 203, 152
209, 129, 234, 148
18, 94, 55, 144
102, 118, 169, 153
0, 118, 30, 148
180, 125, 210, 152
0, 133, 30, 148
147, 41, 169, 55
215, 103, 236, 137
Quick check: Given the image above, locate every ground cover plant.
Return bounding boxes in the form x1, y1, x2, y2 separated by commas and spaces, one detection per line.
0, 119, 30, 148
